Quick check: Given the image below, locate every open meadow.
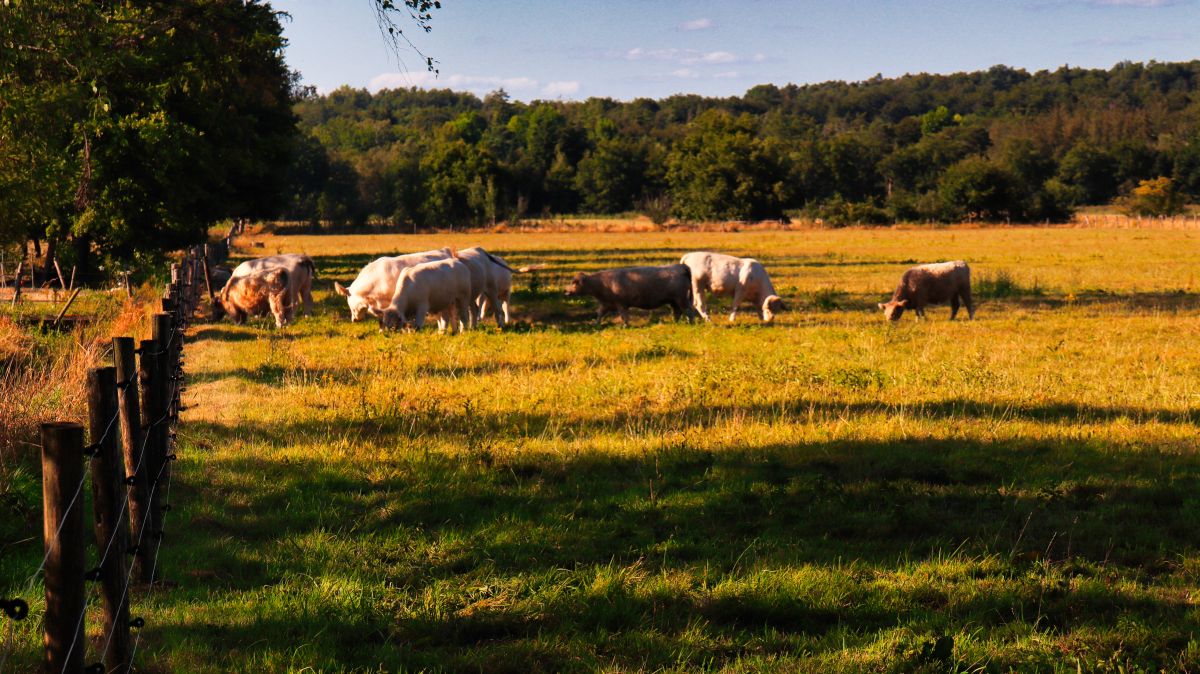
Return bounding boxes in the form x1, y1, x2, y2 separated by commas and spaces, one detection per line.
5, 226, 1200, 672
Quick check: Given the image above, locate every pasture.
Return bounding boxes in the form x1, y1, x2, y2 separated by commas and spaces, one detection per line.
6, 226, 1200, 672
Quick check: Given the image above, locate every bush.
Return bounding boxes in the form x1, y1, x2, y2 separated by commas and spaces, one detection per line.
1121, 176, 1186, 217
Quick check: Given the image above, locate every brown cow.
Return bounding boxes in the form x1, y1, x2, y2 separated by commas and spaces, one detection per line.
879, 260, 975, 321
565, 264, 695, 326
214, 268, 291, 328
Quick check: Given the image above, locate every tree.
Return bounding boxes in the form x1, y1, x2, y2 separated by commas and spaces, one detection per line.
938, 157, 1020, 222
0, 1, 297, 273
666, 111, 788, 222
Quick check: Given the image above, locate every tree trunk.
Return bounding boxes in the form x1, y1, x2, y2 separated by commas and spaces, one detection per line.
71, 234, 94, 283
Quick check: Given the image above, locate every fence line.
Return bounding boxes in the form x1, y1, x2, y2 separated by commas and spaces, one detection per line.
1, 244, 208, 673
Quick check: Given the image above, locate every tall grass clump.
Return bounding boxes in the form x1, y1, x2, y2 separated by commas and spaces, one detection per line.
0, 292, 152, 490
974, 269, 1043, 299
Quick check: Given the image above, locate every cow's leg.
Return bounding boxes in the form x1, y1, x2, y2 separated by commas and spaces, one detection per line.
302, 277, 314, 316
458, 295, 473, 333
484, 289, 503, 328
500, 289, 511, 327
728, 287, 746, 322
413, 303, 429, 332
963, 290, 976, 320
950, 296, 960, 320
692, 280, 710, 321
595, 303, 611, 325
617, 305, 631, 326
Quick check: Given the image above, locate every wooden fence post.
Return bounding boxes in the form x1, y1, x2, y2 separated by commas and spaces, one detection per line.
114, 337, 152, 583
149, 314, 174, 560
40, 422, 86, 674
137, 336, 165, 578
87, 367, 132, 673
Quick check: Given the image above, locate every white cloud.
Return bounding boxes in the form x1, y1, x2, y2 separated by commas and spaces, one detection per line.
624, 47, 751, 66
679, 17, 714, 31
712, 71, 741, 79
697, 51, 737, 64
670, 68, 700, 78
542, 80, 581, 97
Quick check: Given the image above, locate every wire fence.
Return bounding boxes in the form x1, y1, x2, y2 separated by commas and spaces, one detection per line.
1, 245, 206, 673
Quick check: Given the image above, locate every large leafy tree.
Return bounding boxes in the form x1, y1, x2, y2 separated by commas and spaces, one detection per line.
0, 1, 296, 272
666, 111, 788, 222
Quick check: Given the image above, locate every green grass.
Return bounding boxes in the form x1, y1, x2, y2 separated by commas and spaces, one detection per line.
4, 227, 1200, 672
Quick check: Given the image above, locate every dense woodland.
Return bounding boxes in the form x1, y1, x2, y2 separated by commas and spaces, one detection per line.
287, 61, 1200, 228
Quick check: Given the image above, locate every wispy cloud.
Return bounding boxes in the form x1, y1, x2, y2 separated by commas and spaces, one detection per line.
1027, 0, 1189, 8
624, 47, 751, 65
678, 17, 714, 31
369, 72, 581, 100
542, 80, 581, 97
1073, 30, 1191, 46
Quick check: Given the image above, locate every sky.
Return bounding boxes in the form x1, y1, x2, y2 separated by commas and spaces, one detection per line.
273, 0, 1200, 101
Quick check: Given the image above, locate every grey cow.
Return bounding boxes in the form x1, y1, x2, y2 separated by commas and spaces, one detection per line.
565, 264, 695, 326
878, 260, 975, 321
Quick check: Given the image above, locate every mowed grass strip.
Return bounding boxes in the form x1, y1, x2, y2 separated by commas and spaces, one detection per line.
5, 227, 1200, 672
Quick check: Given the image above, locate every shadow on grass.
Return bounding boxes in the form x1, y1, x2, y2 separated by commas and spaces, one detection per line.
149, 409, 1200, 671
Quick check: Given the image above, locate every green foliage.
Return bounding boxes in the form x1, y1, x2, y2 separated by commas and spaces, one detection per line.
665, 111, 788, 221
286, 60, 1200, 227
0, 0, 297, 270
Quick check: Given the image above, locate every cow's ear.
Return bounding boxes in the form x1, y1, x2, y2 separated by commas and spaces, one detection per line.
896, 299, 908, 307
333, 282, 350, 297
877, 302, 887, 309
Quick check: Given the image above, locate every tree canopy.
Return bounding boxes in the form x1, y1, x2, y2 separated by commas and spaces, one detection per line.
286, 60, 1200, 228
0, 0, 296, 272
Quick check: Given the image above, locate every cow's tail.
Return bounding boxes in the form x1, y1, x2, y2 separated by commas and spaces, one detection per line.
515, 263, 548, 273
300, 255, 316, 279
484, 251, 515, 272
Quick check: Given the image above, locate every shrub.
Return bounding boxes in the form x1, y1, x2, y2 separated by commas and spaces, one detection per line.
1121, 176, 1186, 217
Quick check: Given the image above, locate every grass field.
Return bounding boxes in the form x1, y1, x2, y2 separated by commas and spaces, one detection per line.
5, 227, 1200, 672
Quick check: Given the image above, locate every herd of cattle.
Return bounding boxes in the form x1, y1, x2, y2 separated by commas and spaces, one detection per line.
208, 247, 977, 330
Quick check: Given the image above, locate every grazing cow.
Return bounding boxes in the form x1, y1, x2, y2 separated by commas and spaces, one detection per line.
879, 260, 975, 321
214, 269, 291, 328
680, 251, 785, 324
458, 247, 518, 328
207, 265, 233, 292
225, 254, 315, 319
373, 257, 474, 333
565, 264, 694, 326
333, 248, 453, 321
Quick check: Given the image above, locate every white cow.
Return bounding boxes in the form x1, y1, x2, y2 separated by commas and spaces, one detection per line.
373, 257, 474, 333
680, 251, 785, 323
225, 254, 314, 319
334, 249, 453, 321
458, 247, 515, 328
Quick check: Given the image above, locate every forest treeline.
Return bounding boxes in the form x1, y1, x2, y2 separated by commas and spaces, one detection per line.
286, 61, 1200, 228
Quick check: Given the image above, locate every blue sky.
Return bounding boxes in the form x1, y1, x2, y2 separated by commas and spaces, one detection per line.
273, 0, 1200, 101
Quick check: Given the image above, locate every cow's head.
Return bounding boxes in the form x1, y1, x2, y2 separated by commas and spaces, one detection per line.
564, 272, 588, 296
370, 305, 405, 331
334, 282, 371, 322
877, 298, 907, 321
762, 295, 786, 323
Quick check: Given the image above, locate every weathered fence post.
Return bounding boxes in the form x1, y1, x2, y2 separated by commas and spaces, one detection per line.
41, 422, 87, 674
137, 335, 165, 578
87, 367, 132, 673
114, 337, 152, 583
